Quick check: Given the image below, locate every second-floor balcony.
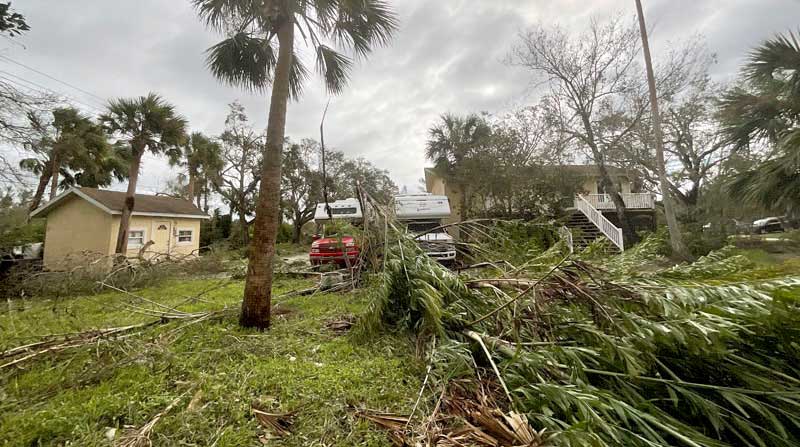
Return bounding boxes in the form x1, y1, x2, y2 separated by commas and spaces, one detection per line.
575, 193, 655, 210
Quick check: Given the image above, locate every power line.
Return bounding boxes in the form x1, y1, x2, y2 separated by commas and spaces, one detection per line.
0, 71, 106, 115
0, 69, 107, 110
0, 54, 108, 104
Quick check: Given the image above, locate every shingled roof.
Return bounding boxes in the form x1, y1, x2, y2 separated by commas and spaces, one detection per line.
30, 187, 208, 219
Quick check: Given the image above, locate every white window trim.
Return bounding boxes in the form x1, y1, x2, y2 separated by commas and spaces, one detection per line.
176, 228, 194, 245
127, 227, 147, 249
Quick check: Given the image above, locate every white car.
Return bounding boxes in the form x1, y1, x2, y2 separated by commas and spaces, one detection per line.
752, 217, 785, 234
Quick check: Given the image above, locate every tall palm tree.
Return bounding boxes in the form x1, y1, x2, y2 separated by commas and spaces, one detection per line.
168, 132, 223, 209
100, 93, 187, 256
194, 0, 398, 329
21, 107, 118, 212
426, 113, 492, 220
634, 0, 690, 260
721, 31, 800, 214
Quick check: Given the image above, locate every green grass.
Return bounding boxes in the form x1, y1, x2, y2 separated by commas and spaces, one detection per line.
0, 278, 422, 446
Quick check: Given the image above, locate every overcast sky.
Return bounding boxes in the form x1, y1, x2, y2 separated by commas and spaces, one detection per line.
2, 0, 799, 199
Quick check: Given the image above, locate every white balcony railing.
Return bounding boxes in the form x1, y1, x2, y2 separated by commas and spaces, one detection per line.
575, 195, 624, 251
578, 193, 655, 210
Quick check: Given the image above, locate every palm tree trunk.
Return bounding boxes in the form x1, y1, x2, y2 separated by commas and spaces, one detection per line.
48, 152, 60, 200
28, 164, 52, 213
114, 151, 142, 256
635, 0, 690, 260
240, 19, 294, 330
187, 170, 196, 202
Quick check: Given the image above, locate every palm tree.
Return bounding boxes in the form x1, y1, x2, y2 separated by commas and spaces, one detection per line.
720, 31, 800, 214
634, 0, 690, 260
194, 0, 398, 329
426, 113, 492, 220
21, 107, 119, 212
168, 132, 223, 210
100, 93, 187, 256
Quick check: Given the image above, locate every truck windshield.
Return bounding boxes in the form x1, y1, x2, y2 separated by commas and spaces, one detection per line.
407, 221, 442, 233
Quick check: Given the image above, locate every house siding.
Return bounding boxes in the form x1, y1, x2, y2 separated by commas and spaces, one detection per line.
108, 215, 201, 260
43, 196, 112, 269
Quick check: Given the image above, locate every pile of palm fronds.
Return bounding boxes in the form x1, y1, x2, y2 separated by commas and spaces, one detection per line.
359, 224, 800, 446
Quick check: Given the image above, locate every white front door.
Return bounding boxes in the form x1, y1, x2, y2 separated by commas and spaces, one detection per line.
152, 220, 172, 255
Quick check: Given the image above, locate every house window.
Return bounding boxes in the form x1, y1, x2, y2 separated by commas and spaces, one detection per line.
177, 229, 193, 244
128, 230, 145, 247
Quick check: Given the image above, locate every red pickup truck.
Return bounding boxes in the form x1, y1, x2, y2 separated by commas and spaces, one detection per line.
309, 235, 360, 266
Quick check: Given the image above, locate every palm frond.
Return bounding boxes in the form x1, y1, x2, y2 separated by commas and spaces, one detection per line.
315, 44, 353, 95
205, 32, 276, 91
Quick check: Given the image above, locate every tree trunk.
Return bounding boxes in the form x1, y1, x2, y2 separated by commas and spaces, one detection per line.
292, 211, 302, 244
48, 152, 60, 200
203, 185, 209, 213
635, 0, 691, 260
28, 163, 52, 214
596, 161, 639, 246
187, 170, 196, 202
239, 207, 250, 247
240, 19, 294, 330
114, 151, 142, 256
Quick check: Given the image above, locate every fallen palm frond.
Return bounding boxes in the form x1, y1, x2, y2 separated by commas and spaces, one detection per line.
358, 216, 800, 446
356, 381, 548, 446
252, 407, 294, 438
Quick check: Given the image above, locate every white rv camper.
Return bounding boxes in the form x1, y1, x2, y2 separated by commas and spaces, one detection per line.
394, 193, 457, 264
313, 198, 363, 223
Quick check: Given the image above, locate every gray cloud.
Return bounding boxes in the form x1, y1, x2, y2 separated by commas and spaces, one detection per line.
2, 0, 800, 197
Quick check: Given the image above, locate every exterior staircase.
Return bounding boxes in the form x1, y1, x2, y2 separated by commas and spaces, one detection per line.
567, 211, 605, 248
568, 195, 625, 251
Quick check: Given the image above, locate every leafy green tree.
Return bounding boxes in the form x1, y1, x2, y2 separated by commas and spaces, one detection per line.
281, 139, 321, 244
426, 113, 492, 220
213, 102, 263, 247
20, 107, 123, 212
194, 0, 398, 329
721, 31, 800, 214
100, 93, 187, 256
168, 132, 223, 211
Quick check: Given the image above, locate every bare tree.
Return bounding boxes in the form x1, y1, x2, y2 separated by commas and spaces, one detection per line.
509, 17, 645, 245
620, 73, 729, 215
212, 102, 262, 247
509, 15, 701, 246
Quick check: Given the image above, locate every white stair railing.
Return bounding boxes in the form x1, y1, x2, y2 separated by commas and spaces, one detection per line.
575, 195, 625, 251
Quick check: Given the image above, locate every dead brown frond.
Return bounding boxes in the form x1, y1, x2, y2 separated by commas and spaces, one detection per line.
252, 406, 295, 438
115, 393, 187, 447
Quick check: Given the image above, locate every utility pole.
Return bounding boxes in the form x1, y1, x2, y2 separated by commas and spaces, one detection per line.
634, 0, 691, 260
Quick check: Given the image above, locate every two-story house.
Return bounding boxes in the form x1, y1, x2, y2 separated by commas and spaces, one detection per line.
424, 165, 656, 250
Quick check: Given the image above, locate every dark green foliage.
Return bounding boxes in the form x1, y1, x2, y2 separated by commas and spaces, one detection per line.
0, 2, 28, 36
721, 31, 800, 213
194, 0, 398, 97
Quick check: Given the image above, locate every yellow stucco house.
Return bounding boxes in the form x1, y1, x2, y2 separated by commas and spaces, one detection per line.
31, 187, 208, 270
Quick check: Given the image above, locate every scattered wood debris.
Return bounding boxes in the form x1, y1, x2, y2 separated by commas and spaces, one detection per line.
324, 314, 356, 333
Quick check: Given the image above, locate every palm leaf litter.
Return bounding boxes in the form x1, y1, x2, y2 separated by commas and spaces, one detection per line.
355, 192, 800, 447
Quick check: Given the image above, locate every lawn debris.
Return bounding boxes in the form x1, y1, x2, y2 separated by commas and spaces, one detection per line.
115, 393, 187, 447
358, 218, 800, 446
252, 406, 294, 438
324, 314, 356, 333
